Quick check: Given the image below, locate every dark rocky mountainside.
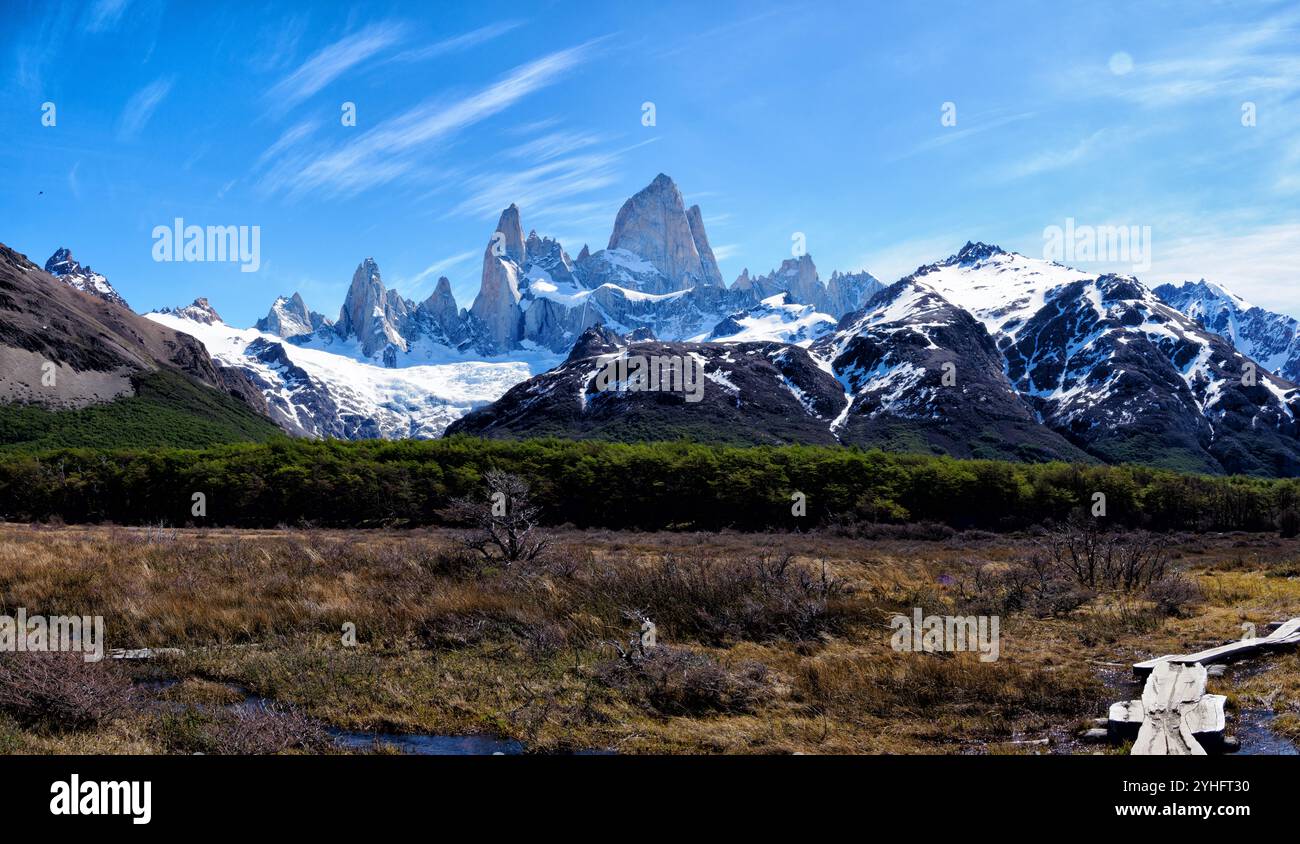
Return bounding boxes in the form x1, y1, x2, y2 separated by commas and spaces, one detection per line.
0, 242, 271, 419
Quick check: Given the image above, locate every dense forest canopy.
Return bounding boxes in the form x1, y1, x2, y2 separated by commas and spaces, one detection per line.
1, 437, 1297, 533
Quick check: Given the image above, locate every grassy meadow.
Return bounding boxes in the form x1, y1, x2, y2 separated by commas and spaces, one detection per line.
0, 523, 1297, 754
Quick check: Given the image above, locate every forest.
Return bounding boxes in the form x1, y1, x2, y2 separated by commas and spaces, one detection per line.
2, 436, 1298, 533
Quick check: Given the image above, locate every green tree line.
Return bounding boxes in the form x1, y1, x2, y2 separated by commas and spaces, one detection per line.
1, 436, 1298, 533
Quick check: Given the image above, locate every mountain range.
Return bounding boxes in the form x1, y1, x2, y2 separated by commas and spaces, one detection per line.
143, 174, 887, 440
9, 173, 1300, 476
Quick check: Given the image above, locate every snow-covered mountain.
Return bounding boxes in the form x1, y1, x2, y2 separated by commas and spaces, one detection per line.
67, 168, 1294, 470
806, 276, 1090, 462
454, 241, 1300, 475
255, 292, 332, 339
708, 292, 837, 346
906, 243, 1300, 474
1154, 280, 1300, 384
269, 174, 882, 369
137, 173, 883, 441
446, 326, 848, 445
152, 297, 223, 325
44, 247, 130, 309
145, 308, 532, 439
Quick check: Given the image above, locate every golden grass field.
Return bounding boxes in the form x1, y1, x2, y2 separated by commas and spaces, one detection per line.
0, 523, 1296, 754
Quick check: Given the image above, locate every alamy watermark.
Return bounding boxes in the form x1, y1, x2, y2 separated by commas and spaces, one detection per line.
593, 354, 705, 403
152, 217, 261, 272
890, 608, 1000, 662
1043, 217, 1151, 272
0, 608, 104, 662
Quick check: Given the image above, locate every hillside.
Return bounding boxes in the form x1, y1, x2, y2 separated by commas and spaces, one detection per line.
0, 369, 282, 453
0, 242, 281, 451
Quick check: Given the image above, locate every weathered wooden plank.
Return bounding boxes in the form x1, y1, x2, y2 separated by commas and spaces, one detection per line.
1262, 618, 1300, 646
1108, 699, 1144, 741
1133, 616, 1300, 676
1185, 694, 1227, 739
1132, 662, 1208, 755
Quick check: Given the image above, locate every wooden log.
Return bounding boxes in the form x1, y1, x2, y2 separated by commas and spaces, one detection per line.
1108, 700, 1144, 741
1184, 693, 1227, 751
1261, 618, 1300, 647
1132, 662, 1208, 755
1133, 616, 1300, 676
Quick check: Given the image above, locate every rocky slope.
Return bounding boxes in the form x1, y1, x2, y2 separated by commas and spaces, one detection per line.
454, 242, 1300, 475
445, 326, 846, 445
0, 242, 271, 424
255, 292, 331, 339
44, 247, 130, 308
914, 243, 1300, 474
808, 279, 1091, 462
1155, 280, 1300, 384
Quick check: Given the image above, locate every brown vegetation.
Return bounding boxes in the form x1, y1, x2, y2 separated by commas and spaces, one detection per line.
0, 522, 1294, 754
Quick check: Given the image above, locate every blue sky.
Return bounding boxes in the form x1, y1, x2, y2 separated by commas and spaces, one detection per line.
3, 0, 1299, 327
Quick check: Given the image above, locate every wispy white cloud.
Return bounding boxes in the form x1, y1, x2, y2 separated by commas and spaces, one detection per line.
67, 162, 81, 199
397, 250, 480, 296
1144, 221, 1300, 314
899, 110, 1036, 159
506, 131, 601, 162
247, 13, 311, 73
712, 243, 741, 261
1275, 136, 1300, 194
255, 119, 320, 169
450, 137, 655, 221
262, 42, 598, 200
390, 20, 524, 63
993, 129, 1113, 181
117, 77, 173, 141
267, 22, 405, 113
451, 153, 625, 220
509, 117, 561, 136
84, 0, 132, 33
1061, 8, 1300, 107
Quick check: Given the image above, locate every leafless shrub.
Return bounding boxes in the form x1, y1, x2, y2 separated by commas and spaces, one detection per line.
441, 471, 549, 564
0, 653, 134, 731
1038, 517, 1168, 591
595, 645, 769, 716
1144, 575, 1205, 617
952, 556, 1094, 618
581, 553, 848, 645
212, 702, 330, 755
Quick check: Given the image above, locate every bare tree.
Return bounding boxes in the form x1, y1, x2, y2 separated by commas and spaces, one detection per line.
443, 470, 549, 564
1037, 516, 1168, 591
607, 609, 657, 664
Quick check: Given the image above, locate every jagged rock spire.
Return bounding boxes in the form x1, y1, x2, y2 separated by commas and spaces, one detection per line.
607, 173, 715, 293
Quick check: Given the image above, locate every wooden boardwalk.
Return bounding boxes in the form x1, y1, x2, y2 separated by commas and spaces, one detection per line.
1133, 618, 1300, 676
1114, 617, 1300, 755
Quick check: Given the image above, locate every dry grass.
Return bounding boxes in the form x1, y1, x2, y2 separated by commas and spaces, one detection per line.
0, 523, 1294, 754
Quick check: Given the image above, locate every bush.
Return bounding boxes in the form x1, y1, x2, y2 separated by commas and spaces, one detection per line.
952, 556, 1094, 618
1145, 575, 1205, 617
1038, 519, 1169, 591
579, 553, 848, 644
1278, 508, 1300, 538
213, 702, 330, 754
0, 653, 134, 731
595, 645, 769, 716
155, 702, 329, 755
